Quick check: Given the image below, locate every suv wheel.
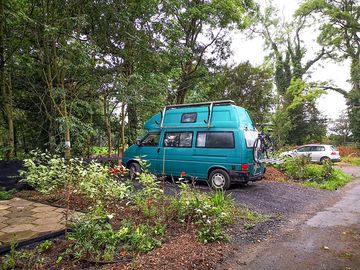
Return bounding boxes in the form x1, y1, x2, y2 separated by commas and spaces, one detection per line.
320, 157, 331, 164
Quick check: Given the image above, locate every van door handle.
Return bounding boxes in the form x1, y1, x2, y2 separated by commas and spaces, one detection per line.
157, 148, 160, 153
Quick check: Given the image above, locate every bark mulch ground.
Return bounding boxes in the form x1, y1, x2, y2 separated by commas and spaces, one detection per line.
263, 166, 290, 182
10, 190, 232, 270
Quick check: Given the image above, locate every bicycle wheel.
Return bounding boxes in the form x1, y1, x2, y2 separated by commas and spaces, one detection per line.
253, 137, 263, 163
264, 136, 275, 159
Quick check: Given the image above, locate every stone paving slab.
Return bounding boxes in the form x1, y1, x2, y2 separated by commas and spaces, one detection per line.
0, 197, 80, 245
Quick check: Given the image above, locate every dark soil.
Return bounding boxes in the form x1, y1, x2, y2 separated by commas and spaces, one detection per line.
14, 190, 92, 212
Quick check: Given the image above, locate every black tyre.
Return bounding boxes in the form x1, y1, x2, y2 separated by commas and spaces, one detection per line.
209, 169, 231, 190
264, 136, 275, 158
129, 162, 141, 179
320, 157, 331, 164
253, 138, 262, 163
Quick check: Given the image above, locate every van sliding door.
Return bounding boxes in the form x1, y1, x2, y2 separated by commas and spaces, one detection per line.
158, 131, 195, 177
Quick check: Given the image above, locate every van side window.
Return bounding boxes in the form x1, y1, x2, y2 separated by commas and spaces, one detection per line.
142, 133, 160, 146
163, 132, 193, 148
196, 132, 234, 148
181, 113, 197, 123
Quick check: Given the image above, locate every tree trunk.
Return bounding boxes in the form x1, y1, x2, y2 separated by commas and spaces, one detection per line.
0, 0, 15, 159
104, 96, 112, 157
176, 61, 193, 104
176, 76, 189, 104
2, 79, 15, 160
120, 102, 126, 157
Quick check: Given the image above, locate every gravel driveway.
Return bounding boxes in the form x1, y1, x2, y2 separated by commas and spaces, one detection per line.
220, 165, 360, 270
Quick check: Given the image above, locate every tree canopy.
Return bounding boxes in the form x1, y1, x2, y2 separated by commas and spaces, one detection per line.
0, 0, 357, 159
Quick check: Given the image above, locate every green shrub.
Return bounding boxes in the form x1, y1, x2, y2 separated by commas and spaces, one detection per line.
21, 150, 131, 200
341, 156, 360, 165
68, 205, 162, 261
275, 156, 352, 190
304, 169, 352, 190
20, 150, 68, 193
173, 183, 235, 243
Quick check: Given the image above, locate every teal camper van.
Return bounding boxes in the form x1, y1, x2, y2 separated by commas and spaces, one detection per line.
122, 100, 265, 189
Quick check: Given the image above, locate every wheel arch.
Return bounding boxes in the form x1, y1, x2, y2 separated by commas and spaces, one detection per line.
207, 166, 229, 178
126, 159, 139, 168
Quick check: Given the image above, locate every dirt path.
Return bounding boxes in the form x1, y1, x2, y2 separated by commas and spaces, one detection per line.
221, 165, 360, 270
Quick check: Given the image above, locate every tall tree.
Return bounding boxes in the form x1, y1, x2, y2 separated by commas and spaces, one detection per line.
252, 4, 328, 144
297, 0, 360, 141
163, 0, 256, 104
215, 62, 273, 123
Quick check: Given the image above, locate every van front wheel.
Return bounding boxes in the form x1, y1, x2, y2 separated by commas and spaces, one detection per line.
209, 169, 231, 190
129, 162, 141, 180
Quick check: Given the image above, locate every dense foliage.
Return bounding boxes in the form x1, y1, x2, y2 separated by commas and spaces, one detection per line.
275, 156, 352, 190
20, 150, 131, 198
0, 0, 357, 159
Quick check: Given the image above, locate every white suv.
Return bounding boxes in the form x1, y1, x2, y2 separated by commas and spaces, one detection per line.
280, 144, 341, 163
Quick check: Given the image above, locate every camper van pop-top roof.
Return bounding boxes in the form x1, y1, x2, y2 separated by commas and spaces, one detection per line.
144, 100, 256, 131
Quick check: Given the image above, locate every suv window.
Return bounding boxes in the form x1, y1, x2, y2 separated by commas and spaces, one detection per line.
297, 146, 311, 152
196, 132, 234, 148
163, 132, 193, 148
142, 133, 160, 147
310, 146, 325, 151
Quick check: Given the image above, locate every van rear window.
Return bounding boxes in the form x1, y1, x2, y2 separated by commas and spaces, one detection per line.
196, 132, 234, 148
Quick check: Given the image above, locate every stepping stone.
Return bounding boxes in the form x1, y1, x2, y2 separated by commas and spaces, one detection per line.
8, 198, 34, 207
32, 223, 64, 233
31, 206, 58, 213
0, 210, 10, 216
0, 230, 37, 243
33, 212, 62, 219
0, 205, 10, 210
7, 205, 35, 213
0, 216, 8, 223
5, 217, 37, 225
0, 197, 80, 246
33, 217, 62, 225
1, 223, 35, 233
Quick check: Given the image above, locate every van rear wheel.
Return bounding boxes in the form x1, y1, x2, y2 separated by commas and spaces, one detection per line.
129, 162, 141, 179
209, 169, 231, 190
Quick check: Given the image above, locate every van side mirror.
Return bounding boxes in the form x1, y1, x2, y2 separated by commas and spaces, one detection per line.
136, 139, 142, 146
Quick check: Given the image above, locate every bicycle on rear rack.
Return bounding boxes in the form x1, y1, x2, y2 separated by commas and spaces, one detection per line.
253, 124, 277, 164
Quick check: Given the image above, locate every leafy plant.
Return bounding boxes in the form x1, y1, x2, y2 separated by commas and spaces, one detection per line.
67, 205, 162, 261
37, 240, 53, 253
173, 183, 236, 243
0, 188, 15, 200
275, 156, 352, 190
1, 241, 17, 269
20, 150, 68, 194
238, 207, 271, 230
21, 150, 132, 200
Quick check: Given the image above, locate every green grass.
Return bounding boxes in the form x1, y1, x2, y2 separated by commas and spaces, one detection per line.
303, 168, 353, 190
238, 207, 271, 230
341, 156, 360, 166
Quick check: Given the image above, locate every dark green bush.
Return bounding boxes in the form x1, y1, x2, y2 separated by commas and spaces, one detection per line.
275, 156, 352, 190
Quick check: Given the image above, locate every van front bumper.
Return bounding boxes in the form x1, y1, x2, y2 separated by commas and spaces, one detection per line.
229, 170, 264, 182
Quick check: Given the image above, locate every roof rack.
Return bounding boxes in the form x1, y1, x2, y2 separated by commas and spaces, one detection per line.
160, 100, 235, 129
